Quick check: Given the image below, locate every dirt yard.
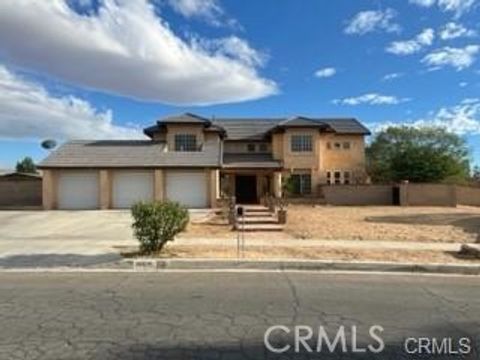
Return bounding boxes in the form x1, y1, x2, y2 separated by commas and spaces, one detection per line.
286, 205, 480, 243
149, 244, 477, 264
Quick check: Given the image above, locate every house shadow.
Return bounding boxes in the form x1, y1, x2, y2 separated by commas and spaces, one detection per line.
0, 253, 124, 268
89, 322, 479, 360
366, 212, 480, 242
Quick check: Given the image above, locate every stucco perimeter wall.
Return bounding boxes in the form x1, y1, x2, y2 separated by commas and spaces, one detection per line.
0, 177, 42, 207
456, 186, 480, 207
321, 185, 393, 205
404, 183, 457, 207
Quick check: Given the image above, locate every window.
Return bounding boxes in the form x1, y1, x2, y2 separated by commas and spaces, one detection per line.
175, 134, 197, 151
247, 143, 256, 152
334, 171, 342, 184
259, 143, 268, 152
334, 142, 341, 150
343, 142, 351, 150
326, 142, 332, 150
326, 170, 352, 185
291, 174, 312, 195
291, 135, 313, 152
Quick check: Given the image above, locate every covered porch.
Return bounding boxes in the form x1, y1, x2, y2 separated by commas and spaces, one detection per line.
220, 154, 283, 204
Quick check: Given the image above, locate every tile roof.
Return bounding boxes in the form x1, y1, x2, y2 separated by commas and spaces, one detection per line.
223, 153, 282, 169
38, 140, 221, 168
210, 117, 370, 140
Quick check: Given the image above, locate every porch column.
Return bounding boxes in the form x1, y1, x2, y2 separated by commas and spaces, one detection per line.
99, 170, 111, 209
208, 169, 219, 207
273, 171, 282, 198
42, 169, 57, 210
154, 169, 164, 202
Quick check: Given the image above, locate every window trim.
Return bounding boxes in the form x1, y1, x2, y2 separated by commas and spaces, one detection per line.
174, 133, 198, 152
290, 134, 313, 153
291, 172, 312, 195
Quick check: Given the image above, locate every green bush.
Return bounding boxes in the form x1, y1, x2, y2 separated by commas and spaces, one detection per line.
131, 201, 189, 255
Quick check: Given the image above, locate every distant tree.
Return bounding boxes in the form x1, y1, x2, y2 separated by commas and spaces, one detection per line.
367, 126, 470, 183
15, 157, 37, 174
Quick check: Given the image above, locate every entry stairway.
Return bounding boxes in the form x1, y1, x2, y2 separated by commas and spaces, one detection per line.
235, 205, 284, 232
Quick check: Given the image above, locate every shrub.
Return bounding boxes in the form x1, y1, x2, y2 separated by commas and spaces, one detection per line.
131, 201, 189, 255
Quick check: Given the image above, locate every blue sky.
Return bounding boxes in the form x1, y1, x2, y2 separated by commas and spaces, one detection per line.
0, 0, 479, 169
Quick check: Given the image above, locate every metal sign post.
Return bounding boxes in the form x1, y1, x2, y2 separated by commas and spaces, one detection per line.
236, 206, 245, 258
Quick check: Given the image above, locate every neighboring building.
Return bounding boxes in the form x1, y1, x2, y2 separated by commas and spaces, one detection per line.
0, 172, 42, 208
38, 113, 370, 209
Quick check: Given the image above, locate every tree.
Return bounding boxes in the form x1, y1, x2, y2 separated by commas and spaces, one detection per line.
15, 157, 37, 174
367, 126, 470, 183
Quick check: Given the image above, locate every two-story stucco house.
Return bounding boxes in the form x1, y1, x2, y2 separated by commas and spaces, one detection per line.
38, 113, 370, 209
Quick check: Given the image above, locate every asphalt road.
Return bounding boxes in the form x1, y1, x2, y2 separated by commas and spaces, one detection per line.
0, 272, 479, 360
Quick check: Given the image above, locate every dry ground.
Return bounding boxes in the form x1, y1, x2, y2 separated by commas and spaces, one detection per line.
183, 205, 480, 244
142, 244, 479, 264
285, 205, 480, 243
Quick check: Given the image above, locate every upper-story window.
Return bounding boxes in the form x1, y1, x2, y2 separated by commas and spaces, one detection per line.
259, 143, 268, 152
247, 143, 256, 152
291, 135, 313, 152
175, 134, 198, 151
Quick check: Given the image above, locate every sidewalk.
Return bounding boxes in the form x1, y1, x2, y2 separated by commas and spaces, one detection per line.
174, 237, 462, 251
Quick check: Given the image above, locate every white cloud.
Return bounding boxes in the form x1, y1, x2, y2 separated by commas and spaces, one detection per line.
167, 0, 237, 27
409, 0, 478, 18
0, 65, 140, 140
413, 98, 480, 134
382, 72, 404, 81
344, 9, 400, 35
370, 98, 480, 135
0, 0, 276, 106
439, 22, 476, 40
422, 45, 480, 70
333, 93, 410, 106
314, 67, 336, 78
409, 0, 436, 6
459, 81, 469, 86
386, 28, 435, 55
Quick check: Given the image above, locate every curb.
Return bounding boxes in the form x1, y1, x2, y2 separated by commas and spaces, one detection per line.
125, 258, 480, 275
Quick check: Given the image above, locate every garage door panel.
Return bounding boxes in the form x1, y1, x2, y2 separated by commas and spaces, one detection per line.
112, 171, 154, 209
166, 171, 207, 208
58, 172, 99, 210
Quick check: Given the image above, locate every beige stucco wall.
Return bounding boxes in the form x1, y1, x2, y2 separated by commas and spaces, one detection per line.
42, 169, 57, 210
206, 168, 219, 207
457, 186, 480, 207
271, 130, 367, 193
0, 177, 42, 207
166, 124, 205, 151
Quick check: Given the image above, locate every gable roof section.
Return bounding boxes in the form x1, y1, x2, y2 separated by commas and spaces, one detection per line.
145, 113, 370, 140
38, 140, 221, 168
211, 119, 280, 140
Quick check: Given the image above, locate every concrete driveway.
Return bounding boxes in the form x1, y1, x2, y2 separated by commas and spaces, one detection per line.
0, 209, 213, 268
0, 210, 136, 268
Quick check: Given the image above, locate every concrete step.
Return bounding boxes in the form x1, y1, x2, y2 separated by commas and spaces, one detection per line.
235, 223, 284, 232
237, 216, 278, 224
242, 206, 270, 213
243, 211, 273, 218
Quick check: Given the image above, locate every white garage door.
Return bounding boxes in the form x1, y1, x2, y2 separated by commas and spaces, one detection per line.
166, 171, 207, 208
58, 172, 99, 209
112, 171, 154, 208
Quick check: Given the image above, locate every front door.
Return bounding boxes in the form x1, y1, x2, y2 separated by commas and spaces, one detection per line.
235, 175, 257, 204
